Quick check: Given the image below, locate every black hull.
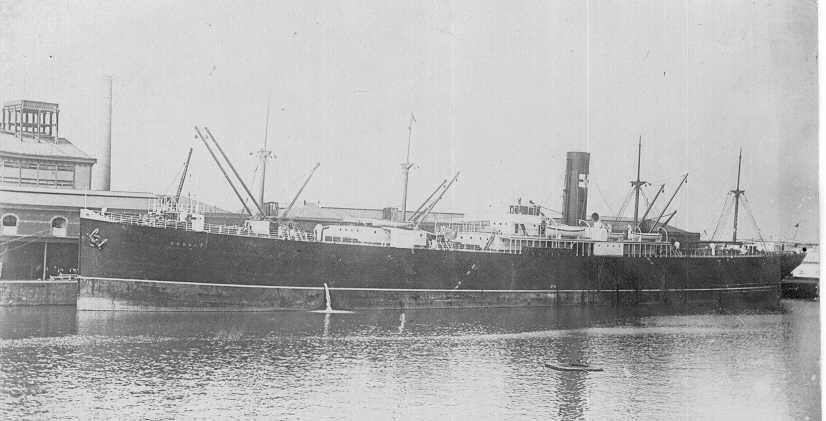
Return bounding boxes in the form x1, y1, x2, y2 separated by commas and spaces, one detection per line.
78, 217, 805, 311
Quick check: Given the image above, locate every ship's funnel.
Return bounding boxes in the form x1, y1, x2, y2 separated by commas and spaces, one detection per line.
561, 152, 590, 226
93, 75, 113, 191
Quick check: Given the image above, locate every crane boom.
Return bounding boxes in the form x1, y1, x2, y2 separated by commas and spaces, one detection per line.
650, 173, 688, 231
174, 147, 194, 207
408, 179, 447, 222
282, 163, 321, 219
413, 172, 459, 229
661, 210, 678, 228
639, 183, 665, 223
194, 127, 254, 216
203, 127, 265, 217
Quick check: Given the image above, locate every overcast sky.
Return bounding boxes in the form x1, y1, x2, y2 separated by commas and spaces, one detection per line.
0, 0, 818, 241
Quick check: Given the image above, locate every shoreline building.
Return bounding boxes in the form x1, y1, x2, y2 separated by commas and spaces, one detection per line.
0, 99, 158, 279
0, 99, 462, 280
0, 98, 242, 280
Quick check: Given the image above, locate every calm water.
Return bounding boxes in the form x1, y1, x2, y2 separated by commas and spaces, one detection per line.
0, 302, 820, 420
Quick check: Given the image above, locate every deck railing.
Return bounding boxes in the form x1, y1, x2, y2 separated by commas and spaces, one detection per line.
86, 211, 798, 259
94, 212, 319, 243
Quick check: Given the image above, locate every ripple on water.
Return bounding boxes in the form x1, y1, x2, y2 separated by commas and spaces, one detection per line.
0, 302, 819, 420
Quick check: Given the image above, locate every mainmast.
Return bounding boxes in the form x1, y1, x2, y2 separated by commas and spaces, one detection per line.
631, 137, 646, 230
731, 148, 745, 242
257, 97, 273, 211
400, 113, 416, 221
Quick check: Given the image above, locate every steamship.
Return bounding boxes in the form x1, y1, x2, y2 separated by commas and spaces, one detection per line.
77, 128, 805, 311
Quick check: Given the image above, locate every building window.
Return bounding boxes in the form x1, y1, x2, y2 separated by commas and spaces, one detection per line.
0, 158, 75, 188
2, 214, 18, 236
51, 216, 68, 237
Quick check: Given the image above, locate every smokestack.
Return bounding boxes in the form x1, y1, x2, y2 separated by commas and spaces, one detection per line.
561, 152, 590, 226
94, 75, 113, 191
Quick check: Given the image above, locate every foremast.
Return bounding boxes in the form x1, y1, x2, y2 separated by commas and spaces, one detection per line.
731, 148, 744, 242
400, 113, 416, 222
631, 137, 646, 231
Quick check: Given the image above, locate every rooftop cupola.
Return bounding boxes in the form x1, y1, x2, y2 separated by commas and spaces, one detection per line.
1, 100, 60, 141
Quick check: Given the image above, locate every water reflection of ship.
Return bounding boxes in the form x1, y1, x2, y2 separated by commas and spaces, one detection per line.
550, 335, 589, 420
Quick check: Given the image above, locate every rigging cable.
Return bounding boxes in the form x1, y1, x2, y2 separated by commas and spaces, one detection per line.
243, 161, 261, 211
741, 195, 766, 244
163, 156, 188, 195
709, 195, 732, 241
640, 188, 651, 212
592, 181, 616, 216
615, 188, 635, 220
163, 137, 201, 196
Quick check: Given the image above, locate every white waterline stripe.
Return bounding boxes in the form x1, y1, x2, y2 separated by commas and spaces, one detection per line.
78, 276, 321, 290
78, 276, 777, 293
0, 280, 78, 284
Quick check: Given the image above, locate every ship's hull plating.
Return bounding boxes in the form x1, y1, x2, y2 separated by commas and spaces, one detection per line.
78, 218, 804, 311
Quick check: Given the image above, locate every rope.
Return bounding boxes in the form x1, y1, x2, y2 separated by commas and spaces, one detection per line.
709, 195, 732, 241
741, 195, 766, 243
244, 162, 261, 209
640, 187, 651, 211
615, 188, 634, 220
164, 138, 202, 196
163, 158, 188, 195
592, 181, 616, 215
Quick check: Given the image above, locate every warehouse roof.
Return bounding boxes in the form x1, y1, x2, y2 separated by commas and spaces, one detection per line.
0, 131, 96, 163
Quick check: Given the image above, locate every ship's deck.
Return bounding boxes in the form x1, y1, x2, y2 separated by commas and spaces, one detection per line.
79, 210, 798, 259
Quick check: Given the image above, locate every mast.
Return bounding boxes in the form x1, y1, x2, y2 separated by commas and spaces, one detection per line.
731, 148, 745, 242
257, 96, 273, 212
401, 113, 416, 221
631, 137, 646, 230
